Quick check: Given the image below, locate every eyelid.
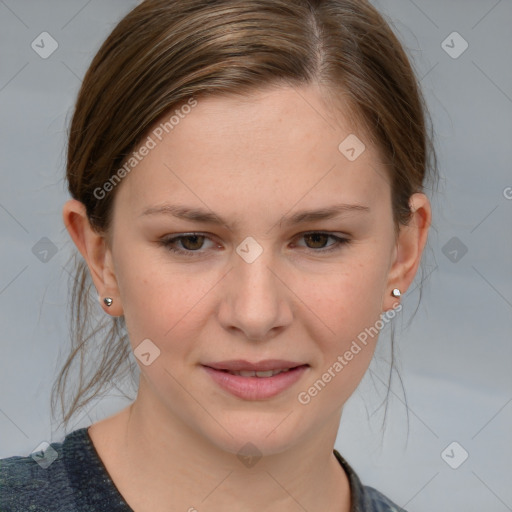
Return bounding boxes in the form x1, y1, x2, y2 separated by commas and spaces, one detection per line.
159, 232, 219, 252
290, 231, 351, 252
158, 231, 351, 257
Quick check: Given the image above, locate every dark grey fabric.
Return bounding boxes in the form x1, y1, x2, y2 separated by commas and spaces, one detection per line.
1, 428, 407, 511
333, 450, 407, 512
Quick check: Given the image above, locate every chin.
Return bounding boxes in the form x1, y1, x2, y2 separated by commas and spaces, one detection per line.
198, 411, 306, 458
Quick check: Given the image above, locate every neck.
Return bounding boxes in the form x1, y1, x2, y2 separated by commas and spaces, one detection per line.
88, 378, 351, 512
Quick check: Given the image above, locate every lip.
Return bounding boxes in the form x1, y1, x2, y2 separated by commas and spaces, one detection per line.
202, 362, 309, 400
203, 359, 306, 372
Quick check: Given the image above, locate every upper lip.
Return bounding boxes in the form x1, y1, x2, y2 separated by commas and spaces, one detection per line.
203, 360, 308, 371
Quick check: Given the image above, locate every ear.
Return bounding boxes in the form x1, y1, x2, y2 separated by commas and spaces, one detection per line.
382, 193, 431, 312
62, 198, 123, 317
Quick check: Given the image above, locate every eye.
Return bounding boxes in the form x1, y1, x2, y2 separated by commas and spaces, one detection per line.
159, 233, 216, 256
158, 231, 350, 257
292, 232, 351, 253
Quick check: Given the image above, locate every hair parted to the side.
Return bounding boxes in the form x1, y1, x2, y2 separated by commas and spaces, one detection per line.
53, 0, 438, 430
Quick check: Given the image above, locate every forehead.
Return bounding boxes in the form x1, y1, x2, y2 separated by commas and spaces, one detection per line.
114, 84, 390, 218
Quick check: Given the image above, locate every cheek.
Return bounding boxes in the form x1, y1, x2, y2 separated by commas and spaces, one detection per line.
291, 252, 389, 409
295, 270, 384, 413
292, 252, 389, 340
114, 251, 210, 349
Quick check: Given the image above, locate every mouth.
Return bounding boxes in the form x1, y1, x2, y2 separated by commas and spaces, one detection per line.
214, 367, 302, 377
201, 360, 310, 400
202, 359, 308, 374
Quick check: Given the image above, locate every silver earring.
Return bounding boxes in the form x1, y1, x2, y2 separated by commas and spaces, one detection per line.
391, 288, 401, 298
103, 297, 113, 307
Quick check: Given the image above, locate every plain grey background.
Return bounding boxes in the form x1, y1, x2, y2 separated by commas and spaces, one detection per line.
1, 1, 511, 510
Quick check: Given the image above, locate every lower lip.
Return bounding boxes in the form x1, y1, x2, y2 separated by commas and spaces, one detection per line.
202, 365, 309, 400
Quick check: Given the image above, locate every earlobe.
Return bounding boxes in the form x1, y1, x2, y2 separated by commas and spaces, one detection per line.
383, 193, 431, 311
62, 198, 123, 316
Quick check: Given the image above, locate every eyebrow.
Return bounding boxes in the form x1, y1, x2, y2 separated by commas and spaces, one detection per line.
139, 202, 370, 230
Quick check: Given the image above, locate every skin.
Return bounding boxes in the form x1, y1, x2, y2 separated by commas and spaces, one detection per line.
63, 83, 431, 512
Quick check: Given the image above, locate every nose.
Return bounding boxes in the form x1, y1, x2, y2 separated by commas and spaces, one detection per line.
216, 243, 293, 342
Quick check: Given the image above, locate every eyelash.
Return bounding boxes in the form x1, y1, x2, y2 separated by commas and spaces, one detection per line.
158, 232, 351, 257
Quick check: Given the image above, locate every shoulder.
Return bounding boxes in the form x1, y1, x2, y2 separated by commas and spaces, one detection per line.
360, 485, 408, 512
0, 429, 87, 512
333, 449, 408, 512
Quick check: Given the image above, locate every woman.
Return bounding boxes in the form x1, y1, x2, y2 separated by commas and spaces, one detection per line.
0, 0, 435, 510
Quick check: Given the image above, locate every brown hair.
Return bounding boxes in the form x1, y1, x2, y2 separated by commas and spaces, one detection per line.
53, 0, 437, 429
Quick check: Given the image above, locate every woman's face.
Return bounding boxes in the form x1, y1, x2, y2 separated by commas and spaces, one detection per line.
80, 84, 422, 455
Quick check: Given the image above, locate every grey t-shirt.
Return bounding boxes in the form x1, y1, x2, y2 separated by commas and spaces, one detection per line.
0, 427, 407, 511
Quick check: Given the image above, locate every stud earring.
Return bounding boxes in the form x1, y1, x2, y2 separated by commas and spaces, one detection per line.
391, 288, 401, 298
103, 297, 113, 307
